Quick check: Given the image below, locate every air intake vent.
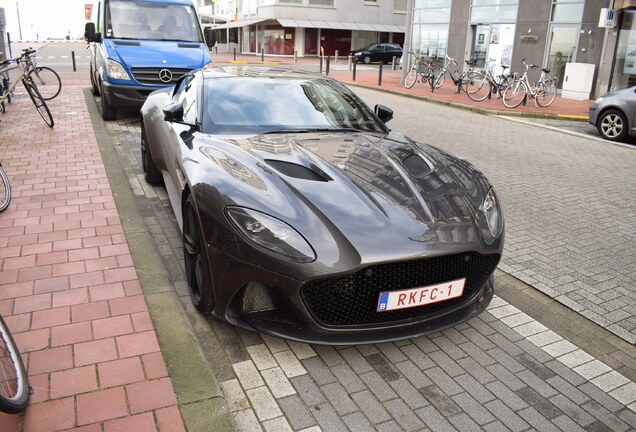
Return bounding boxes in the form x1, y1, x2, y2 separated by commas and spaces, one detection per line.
403, 154, 432, 178
178, 43, 201, 48
265, 160, 329, 182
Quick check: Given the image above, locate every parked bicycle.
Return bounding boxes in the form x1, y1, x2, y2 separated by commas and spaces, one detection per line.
432, 55, 481, 94
0, 313, 30, 413
21, 48, 62, 101
466, 59, 514, 102
404, 52, 441, 91
0, 49, 55, 127
502, 59, 558, 108
0, 162, 10, 213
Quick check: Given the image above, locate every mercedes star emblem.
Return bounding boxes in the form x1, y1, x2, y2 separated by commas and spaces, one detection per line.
158, 69, 173, 83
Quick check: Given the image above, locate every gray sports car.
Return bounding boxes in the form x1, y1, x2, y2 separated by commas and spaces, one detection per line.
589, 86, 636, 141
140, 66, 504, 344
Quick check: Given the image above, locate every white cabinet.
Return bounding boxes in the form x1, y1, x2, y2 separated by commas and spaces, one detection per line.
561, 63, 596, 100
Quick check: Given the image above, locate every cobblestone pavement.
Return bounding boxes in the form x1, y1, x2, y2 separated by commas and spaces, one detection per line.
101, 86, 635, 431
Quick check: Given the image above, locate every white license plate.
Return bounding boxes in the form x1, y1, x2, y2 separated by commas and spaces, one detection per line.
376, 278, 466, 312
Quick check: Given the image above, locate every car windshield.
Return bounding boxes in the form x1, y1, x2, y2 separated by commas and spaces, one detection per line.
105, 0, 203, 42
202, 77, 388, 135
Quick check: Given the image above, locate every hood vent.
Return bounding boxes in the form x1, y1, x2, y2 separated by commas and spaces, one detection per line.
265, 160, 329, 182
178, 43, 201, 49
402, 154, 433, 178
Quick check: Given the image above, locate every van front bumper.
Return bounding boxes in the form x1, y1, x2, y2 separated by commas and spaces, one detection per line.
101, 81, 163, 111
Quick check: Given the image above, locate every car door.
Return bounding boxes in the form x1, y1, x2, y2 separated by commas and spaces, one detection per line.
371, 45, 385, 63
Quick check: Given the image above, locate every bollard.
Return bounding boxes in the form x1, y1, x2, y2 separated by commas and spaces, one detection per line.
261, 49, 264, 62
7, 32, 12, 58
335, 50, 339, 63
352, 60, 356, 81
233, 47, 236, 61
72, 51, 77, 72
326, 56, 330, 75
392, 56, 397, 71
294, 50, 297, 63
378, 62, 383, 86
319, 55, 323, 74
348, 55, 352, 71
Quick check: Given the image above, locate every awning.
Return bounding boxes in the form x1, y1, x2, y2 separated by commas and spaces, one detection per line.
209, 18, 270, 30
274, 19, 404, 33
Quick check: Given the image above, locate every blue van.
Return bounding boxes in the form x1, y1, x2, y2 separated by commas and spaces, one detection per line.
84, 0, 214, 120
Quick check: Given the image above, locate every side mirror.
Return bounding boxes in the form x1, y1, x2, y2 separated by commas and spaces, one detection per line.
204, 28, 216, 49
84, 22, 100, 42
374, 104, 393, 123
163, 103, 196, 128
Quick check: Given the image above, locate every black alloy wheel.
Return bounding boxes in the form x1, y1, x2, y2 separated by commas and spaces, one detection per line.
183, 194, 214, 314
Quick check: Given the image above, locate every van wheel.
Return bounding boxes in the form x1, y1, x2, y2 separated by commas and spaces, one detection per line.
100, 83, 116, 121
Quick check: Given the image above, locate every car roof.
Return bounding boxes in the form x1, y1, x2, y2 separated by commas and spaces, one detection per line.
200, 65, 330, 82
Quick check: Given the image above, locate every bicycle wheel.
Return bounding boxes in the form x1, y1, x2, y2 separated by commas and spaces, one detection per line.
0, 163, 10, 213
23, 79, 54, 128
502, 80, 527, 108
1, 75, 11, 104
30, 67, 62, 100
466, 72, 491, 102
0, 315, 29, 413
404, 67, 418, 89
535, 79, 557, 107
431, 69, 445, 91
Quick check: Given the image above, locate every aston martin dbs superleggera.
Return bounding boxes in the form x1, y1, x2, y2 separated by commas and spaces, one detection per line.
140, 65, 504, 344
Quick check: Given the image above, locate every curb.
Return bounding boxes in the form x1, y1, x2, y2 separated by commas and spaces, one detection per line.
84, 89, 233, 432
340, 81, 590, 122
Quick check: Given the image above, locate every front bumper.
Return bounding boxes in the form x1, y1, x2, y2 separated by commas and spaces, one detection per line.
101, 81, 163, 111
210, 247, 500, 345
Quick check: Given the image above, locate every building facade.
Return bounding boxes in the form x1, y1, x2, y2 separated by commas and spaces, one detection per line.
200, 0, 407, 57
403, 0, 636, 98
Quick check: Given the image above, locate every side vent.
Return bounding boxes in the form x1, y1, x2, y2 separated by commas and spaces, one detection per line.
265, 160, 330, 182
402, 154, 433, 177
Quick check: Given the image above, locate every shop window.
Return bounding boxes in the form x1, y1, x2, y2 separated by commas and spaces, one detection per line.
551, 1, 584, 23
470, 0, 518, 23
309, 0, 334, 5
610, 10, 636, 91
394, 0, 407, 12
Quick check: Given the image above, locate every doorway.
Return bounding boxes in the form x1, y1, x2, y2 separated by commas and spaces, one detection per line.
546, 24, 579, 89
471, 24, 490, 68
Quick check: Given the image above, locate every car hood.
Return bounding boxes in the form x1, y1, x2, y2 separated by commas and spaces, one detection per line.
105, 39, 210, 70
194, 130, 496, 266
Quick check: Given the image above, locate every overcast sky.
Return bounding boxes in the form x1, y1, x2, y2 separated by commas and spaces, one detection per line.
1, 0, 88, 40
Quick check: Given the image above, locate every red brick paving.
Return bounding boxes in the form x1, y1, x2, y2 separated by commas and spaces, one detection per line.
0, 75, 184, 430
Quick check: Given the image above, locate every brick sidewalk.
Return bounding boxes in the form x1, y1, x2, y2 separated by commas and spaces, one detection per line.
0, 80, 185, 430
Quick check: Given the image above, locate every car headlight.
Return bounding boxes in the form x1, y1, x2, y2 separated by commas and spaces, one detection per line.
480, 187, 504, 243
225, 207, 315, 263
107, 59, 131, 80
594, 97, 604, 105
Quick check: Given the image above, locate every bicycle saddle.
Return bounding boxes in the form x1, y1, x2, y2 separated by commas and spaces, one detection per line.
501, 65, 509, 70
465, 60, 476, 66
542, 68, 551, 73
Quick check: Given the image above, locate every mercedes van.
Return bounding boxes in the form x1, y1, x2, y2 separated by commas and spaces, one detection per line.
84, 0, 215, 120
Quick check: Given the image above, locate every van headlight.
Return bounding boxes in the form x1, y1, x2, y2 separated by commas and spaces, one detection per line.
480, 188, 504, 243
226, 207, 315, 263
107, 59, 131, 80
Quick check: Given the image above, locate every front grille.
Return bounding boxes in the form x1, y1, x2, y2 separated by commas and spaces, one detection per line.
131, 67, 191, 85
301, 252, 500, 327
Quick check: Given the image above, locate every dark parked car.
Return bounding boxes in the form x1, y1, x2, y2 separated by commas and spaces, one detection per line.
589, 86, 636, 141
350, 43, 402, 64
140, 66, 504, 344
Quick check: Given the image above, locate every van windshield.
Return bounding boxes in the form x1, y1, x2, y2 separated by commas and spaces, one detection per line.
105, 0, 204, 43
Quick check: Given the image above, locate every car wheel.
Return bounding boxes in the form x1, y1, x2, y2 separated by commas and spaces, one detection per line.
141, 124, 163, 185
362, 55, 371, 64
597, 109, 628, 141
183, 194, 215, 314
100, 82, 116, 121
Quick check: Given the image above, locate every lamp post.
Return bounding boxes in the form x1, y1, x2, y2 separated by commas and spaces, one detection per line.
16, 1, 22, 41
